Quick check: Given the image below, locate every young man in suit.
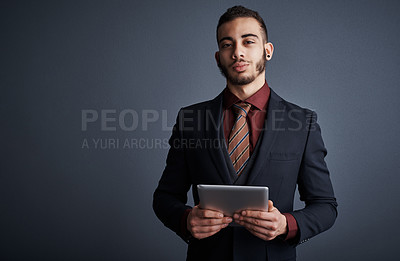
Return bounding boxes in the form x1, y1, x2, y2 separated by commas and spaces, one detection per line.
153, 6, 337, 261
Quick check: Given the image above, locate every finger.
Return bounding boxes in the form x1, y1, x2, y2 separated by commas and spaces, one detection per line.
240, 219, 265, 232
197, 209, 224, 219
268, 200, 274, 212
223, 216, 233, 223
194, 228, 224, 240
191, 223, 229, 234
239, 221, 277, 240
241, 210, 269, 220
197, 217, 232, 226
240, 214, 281, 231
239, 216, 272, 229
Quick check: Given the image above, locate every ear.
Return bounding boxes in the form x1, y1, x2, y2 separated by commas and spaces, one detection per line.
265, 42, 274, 61
215, 51, 221, 66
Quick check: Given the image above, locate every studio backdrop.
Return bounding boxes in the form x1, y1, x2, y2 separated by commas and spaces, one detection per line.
1, 0, 400, 260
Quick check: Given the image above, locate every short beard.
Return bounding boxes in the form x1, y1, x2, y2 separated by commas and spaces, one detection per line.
218, 50, 267, 86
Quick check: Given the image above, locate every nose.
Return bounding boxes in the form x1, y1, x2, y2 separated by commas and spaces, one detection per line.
232, 43, 244, 60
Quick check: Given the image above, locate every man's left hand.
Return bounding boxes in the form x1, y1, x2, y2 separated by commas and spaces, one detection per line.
233, 200, 288, 241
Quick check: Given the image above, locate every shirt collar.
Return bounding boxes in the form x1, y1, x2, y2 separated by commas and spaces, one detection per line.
223, 81, 270, 111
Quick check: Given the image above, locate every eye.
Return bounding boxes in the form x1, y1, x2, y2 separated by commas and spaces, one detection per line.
221, 43, 232, 48
245, 40, 255, 44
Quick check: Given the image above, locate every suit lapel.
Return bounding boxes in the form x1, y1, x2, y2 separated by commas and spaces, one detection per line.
204, 94, 232, 184
246, 89, 285, 186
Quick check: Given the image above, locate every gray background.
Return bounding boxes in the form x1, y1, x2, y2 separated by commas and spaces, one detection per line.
1, 0, 399, 260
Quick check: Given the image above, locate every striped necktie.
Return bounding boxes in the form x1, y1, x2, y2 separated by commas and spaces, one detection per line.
228, 102, 251, 176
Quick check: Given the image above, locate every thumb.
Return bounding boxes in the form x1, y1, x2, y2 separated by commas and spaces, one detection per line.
268, 200, 275, 212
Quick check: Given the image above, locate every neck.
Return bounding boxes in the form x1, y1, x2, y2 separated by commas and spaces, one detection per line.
227, 74, 266, 100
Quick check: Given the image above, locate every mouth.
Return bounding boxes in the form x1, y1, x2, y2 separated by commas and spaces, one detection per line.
232, 62, 249, 72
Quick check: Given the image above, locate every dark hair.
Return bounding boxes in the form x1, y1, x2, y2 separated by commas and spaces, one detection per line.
217, 6, 268, 43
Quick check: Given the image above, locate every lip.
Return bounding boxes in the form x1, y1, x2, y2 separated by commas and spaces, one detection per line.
232, 62, 249, 72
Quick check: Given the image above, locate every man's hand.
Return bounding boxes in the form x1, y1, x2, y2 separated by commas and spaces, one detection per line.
187, 205, 232, 240
233, 200, 287, 241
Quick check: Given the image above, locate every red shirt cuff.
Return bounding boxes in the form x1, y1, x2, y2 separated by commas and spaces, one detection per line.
282, 213, 298, 240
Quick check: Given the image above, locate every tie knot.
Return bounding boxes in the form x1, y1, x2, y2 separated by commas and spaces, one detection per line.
232, 102, 251, 117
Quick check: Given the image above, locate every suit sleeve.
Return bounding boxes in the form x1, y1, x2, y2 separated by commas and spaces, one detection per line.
289, 111, 338, 245
153, 109, 193, 242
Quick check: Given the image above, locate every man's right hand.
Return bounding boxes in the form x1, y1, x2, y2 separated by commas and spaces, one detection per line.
187, 205, 232, 239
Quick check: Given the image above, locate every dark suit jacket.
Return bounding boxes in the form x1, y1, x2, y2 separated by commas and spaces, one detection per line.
153, 89, 337, 261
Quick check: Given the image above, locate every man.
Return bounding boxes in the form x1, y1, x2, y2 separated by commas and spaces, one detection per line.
153, 6, 337, 261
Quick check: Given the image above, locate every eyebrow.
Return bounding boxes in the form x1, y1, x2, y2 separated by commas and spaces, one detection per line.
218, 34, 259, 43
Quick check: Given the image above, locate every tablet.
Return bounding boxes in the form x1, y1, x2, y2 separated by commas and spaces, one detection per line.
197, 184, 269, 216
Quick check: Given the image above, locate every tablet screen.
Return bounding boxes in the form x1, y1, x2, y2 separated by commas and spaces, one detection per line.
197, 184, 269, 216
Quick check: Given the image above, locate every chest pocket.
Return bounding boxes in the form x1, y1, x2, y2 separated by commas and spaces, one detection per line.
267, 152, 301, 161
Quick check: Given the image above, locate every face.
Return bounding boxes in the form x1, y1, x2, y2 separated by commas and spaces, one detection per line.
216, 17, 273, 86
